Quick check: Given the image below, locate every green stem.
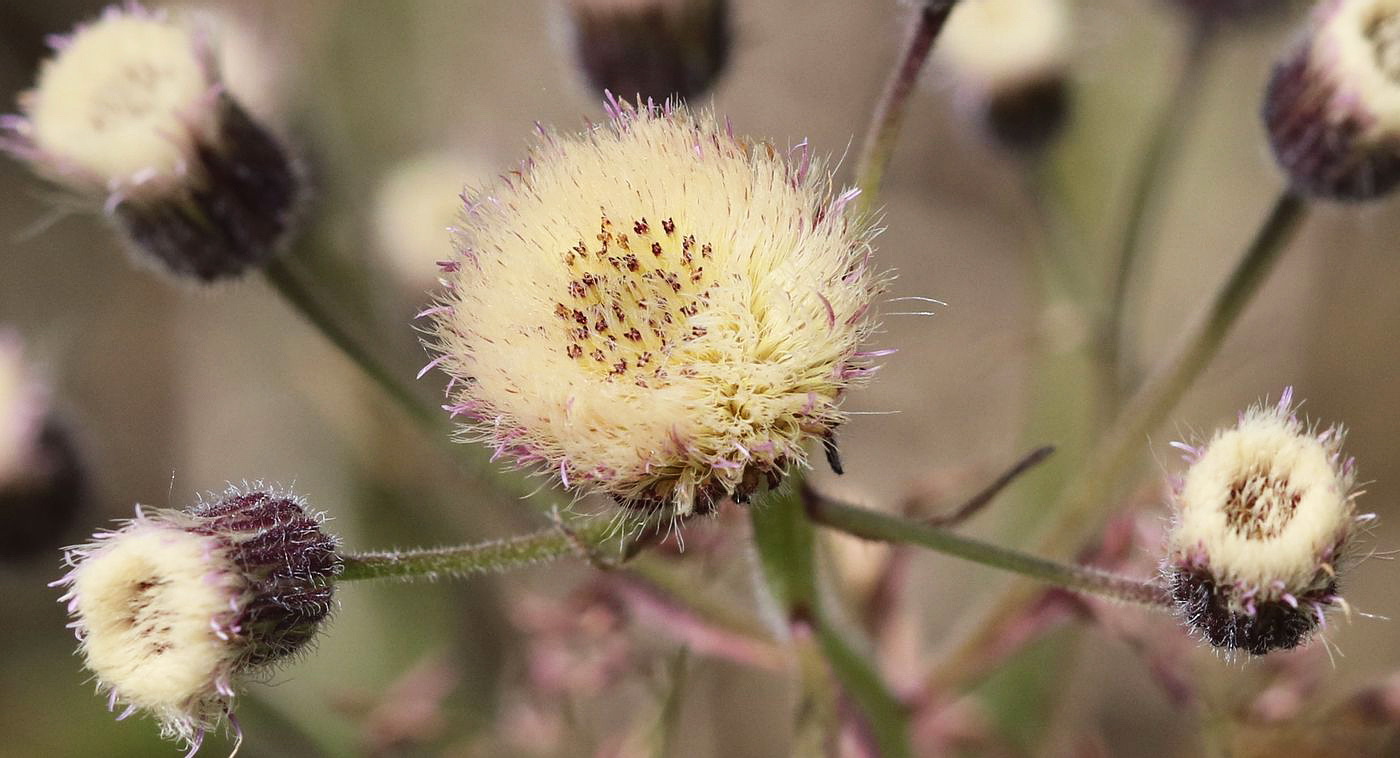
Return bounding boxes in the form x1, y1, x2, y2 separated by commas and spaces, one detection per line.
338, 521, 617, 582
750, 484, 912, 758
853, 1, 960, 216
1103, 22, 1219, 400
807, 492, 1167, 607
263, 256, 437, 430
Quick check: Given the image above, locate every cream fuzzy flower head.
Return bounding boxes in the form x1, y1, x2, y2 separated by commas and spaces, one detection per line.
7, 4, 216, 194
426, 99, 887, 516
1165, 389, 1367, 655
55, 487, 341, 751
2, 4, 301, 281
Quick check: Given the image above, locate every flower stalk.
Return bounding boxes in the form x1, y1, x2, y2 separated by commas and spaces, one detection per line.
1103, 21, 1219, 400
338, 519, 624, 582
854, 0, 960, 215
805, 489, 1169, 607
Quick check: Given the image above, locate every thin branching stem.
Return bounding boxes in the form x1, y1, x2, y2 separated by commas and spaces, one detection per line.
917, 445, 1056, 526
807, 491, 1169, 607
1103, 22, 1220, 400
853, 1, 960, 216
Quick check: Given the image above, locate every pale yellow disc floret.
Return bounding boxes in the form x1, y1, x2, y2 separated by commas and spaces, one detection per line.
431, 104, 883, 512
69, 521, 245, 736
26, 13, 210, 185
935, 0, 1071, 91
1313, 0, 1400, 139
373, 152, 487, 290
1171, 404, 1354, 598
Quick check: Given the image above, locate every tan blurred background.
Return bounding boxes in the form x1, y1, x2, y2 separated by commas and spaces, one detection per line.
1, 0, 1398, 756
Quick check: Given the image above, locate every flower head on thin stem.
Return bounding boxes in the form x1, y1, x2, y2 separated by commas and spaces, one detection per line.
425, 98, 888, 517
55, 486, 341, 752
1264, 0, 1400, 201
2, 3, 301, 280
933, 0, 1072, 151
1165, 389, 1368, 655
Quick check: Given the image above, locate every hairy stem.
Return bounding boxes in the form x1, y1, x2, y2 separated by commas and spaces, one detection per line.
339, 520, 619, 582
807, 492, 1168, 607
853, 1, 960, 216
1103, 23, 1219, 400
750, 484, 912, 757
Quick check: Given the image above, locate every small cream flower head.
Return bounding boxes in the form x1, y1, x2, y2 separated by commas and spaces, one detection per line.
2, 3, 301, 280
934, 0, 1072, 150
56, 487, 341, 751
372, 152, 488, 293
1165, 389, 1366, 655
426, 99, 887, 516
1264, 0, 1400, 200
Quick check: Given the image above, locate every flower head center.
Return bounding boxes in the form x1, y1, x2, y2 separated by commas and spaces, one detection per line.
555, 212, 714, 385
1367, 10, 1400, 84
88, 60, 188, 134
1223, 466, 1301, 541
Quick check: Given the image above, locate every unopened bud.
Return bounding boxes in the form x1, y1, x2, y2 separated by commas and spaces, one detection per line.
563, 0, 731, 103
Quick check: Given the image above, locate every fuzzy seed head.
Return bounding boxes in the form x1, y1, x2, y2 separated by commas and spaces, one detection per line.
427, 100, 887, 516
1166, 390, 1361, 654
57, 487, 340, 748
1264, 0, 1400, 200
18, 6, 213, 191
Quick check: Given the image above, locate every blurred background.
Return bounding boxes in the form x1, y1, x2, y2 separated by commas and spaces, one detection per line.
1, 0, 1398, 755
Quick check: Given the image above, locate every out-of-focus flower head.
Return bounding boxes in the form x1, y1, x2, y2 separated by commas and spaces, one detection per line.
1264, 0, 1400, 201
1, 3, 301, 280
562, 0, 731, 103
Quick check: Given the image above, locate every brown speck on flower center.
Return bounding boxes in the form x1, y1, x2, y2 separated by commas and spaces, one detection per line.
1223, 467, 1302, 541
1368, 10, 1400, 83
557, 212, 714, 381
